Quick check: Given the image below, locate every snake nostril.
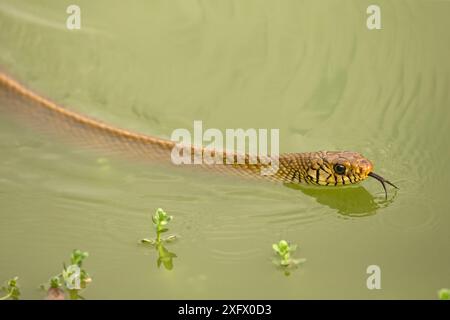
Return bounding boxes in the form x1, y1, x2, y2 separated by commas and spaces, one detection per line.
362, 161, 373, 174
358, 159, 373, 174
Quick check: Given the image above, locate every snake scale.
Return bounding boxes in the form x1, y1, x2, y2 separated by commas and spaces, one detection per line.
0, 71, 397, 197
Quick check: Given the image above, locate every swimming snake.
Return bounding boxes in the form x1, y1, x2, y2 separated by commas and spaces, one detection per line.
0, 71, 397, 198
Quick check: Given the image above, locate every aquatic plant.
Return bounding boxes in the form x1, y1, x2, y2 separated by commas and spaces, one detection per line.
140, 208, 178, 270
41, 249, 92, 300
141, 208, 177, 244
272, 240, 306, 275
438, 288, 450, 300
156, 242, 177, 270
0, 277, 20, 300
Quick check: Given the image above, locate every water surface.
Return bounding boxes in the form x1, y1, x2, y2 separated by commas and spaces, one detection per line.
0, 0, 449, 299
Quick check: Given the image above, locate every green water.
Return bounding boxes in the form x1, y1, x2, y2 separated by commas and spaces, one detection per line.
0, 0, 449, 299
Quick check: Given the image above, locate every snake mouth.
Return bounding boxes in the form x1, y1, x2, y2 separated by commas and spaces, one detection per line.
368, 172, 399, 199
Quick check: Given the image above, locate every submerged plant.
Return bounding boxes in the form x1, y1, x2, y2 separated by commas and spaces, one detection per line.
0, 277, 20, 300
272, 240, 306, 275
41, 249, 92, 300
438, 288, 450, 300
156, 243, 177, 270
141, 208, 177, 244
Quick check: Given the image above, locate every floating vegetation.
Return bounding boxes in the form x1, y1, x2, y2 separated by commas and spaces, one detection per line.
438, 288, 450, 300
41, 249, 92, 300
272, 240, 306, 276
0, 277, 20, 300
141, 208, 178, 244
141, 208, 178, 270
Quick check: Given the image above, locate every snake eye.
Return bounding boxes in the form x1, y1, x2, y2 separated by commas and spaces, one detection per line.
333, 164, 346, 175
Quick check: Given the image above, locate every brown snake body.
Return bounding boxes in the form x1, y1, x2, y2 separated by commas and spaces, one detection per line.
0, 71, 397, 197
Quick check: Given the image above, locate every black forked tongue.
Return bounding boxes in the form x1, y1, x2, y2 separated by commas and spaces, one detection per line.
368, 172, 399, 199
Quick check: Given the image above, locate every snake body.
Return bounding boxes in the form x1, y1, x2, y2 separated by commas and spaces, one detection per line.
0, 71, 397, 194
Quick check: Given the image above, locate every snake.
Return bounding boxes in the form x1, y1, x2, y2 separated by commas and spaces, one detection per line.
0, 71, 397, 198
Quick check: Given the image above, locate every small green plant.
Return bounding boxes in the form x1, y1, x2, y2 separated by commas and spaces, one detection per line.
41, 249, 92, 300
140, 208, 178, 270
272, 240, 306, 275
141, 208, 177, 244
0, 277, 20, 300
438, 288, 450, 300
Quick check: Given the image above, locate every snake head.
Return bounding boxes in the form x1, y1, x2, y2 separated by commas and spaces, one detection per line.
311, 151, 398, 198
309, 151, 372, 186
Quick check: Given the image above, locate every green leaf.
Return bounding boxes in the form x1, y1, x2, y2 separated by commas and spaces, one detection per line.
50, 276, 61, 288
141, 238, 156, 245
278, 240, 289, 251
280, 259, 290, 266
68, 289, 79, 300
291, 258, 307, 265
1, 277, 21, 300
438, 288, 450, 300
71, 249, 89, 266
164, 235, 178, 242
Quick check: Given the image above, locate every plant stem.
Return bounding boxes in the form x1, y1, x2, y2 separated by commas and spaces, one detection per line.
0, 293, 11, 300
156, 230, 162, 243
68, 289, 79, 300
